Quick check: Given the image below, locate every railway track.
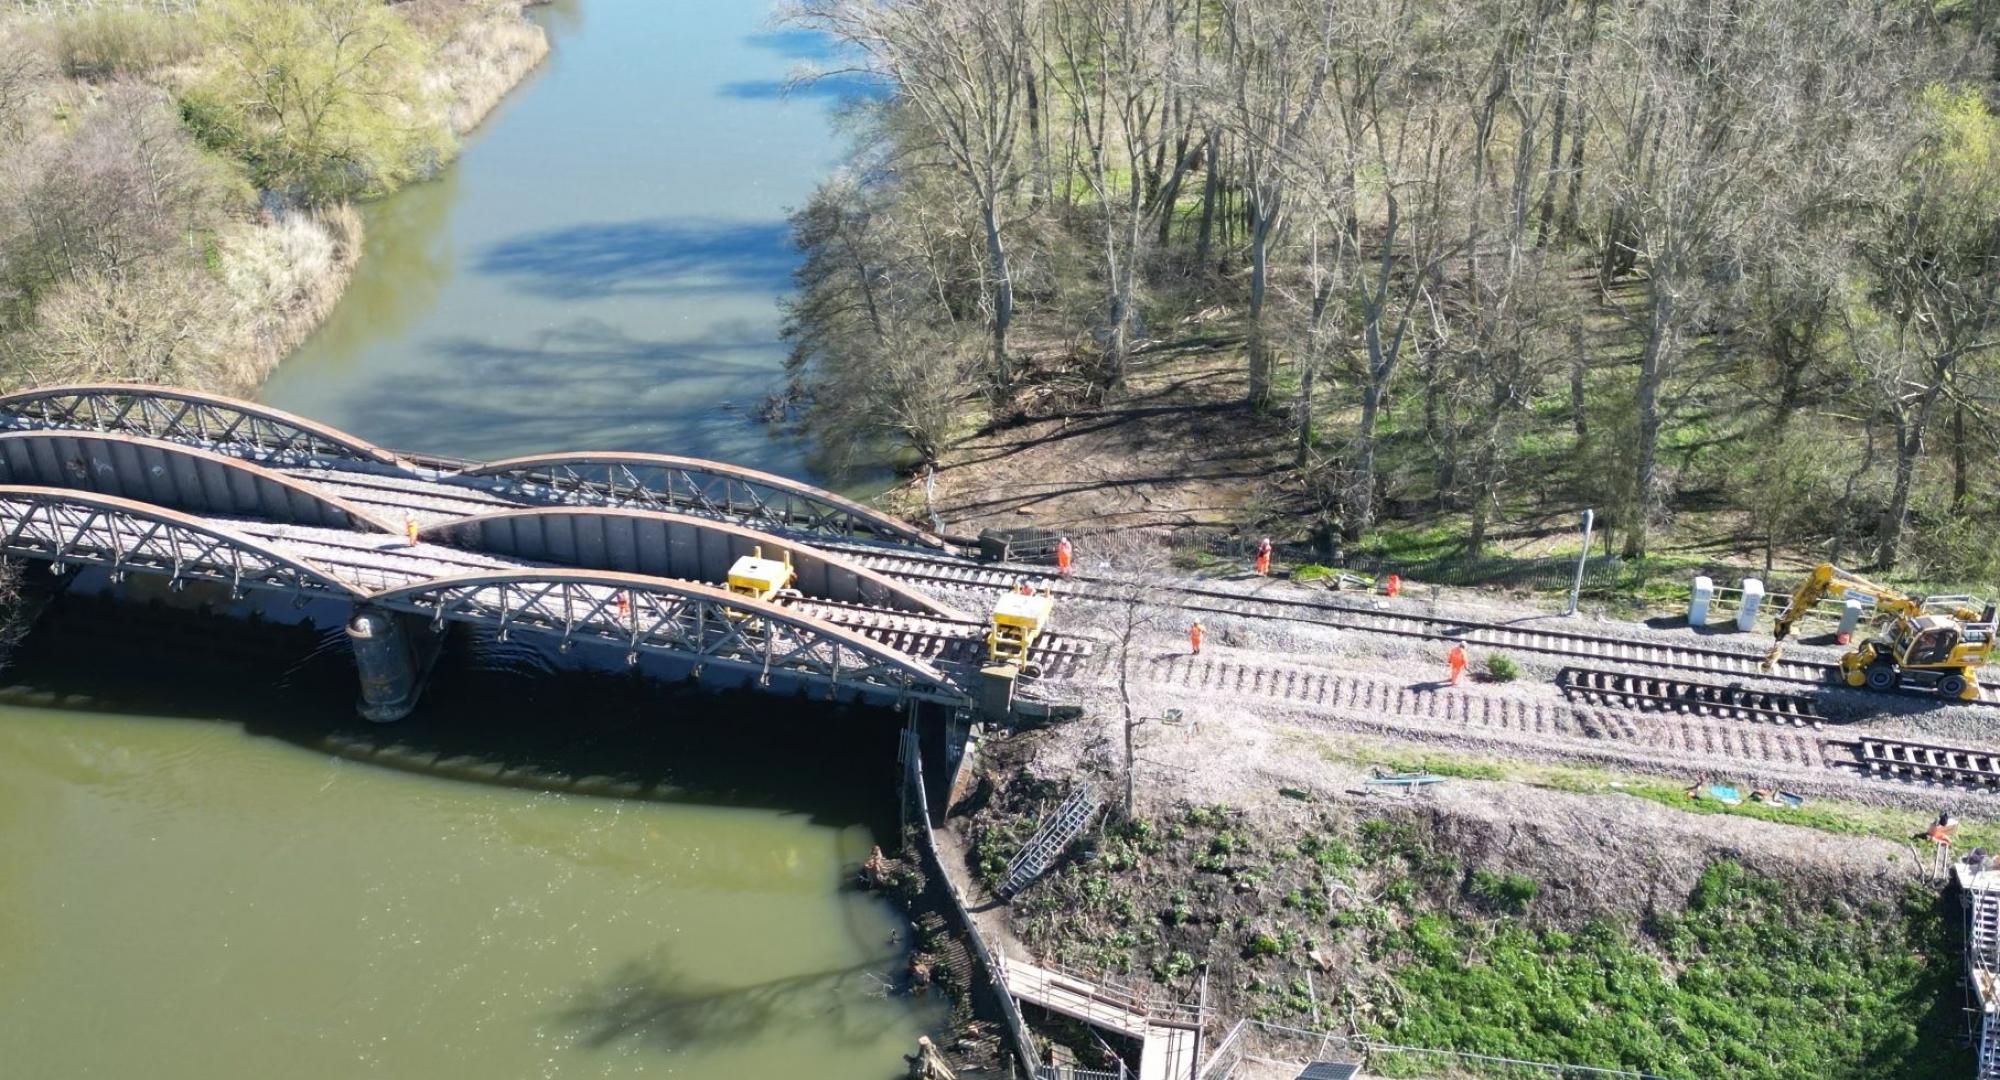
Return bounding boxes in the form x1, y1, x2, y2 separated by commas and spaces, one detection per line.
843, 545, 2000, 707
1831, 737, 2000, 789
1144, 652, 1828, 770
1555, 667, 1825, 727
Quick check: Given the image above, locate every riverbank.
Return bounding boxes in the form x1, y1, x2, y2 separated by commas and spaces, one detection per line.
0, 0, 550, 399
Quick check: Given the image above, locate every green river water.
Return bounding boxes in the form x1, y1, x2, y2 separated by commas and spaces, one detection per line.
0, 2, 943, 1077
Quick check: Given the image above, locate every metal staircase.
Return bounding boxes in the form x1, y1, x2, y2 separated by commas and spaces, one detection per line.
1001, 783, 1099, 898
1977, 886, 2000, 973
1967, 870, 2000, 1079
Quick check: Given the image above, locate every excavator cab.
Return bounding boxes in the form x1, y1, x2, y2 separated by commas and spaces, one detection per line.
1899, 618, 1961, 668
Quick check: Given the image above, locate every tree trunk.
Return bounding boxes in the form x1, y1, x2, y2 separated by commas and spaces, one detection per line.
983, 202, 1014, 390
1876, 387, 1943, 569
1246, 192, 1275, 409
1536, 46, 1572, 248
1195, 128, 1220, 268
1953, 401, 1969, 507
1569, 352, 1588, 438
1623, 287, 1675, 558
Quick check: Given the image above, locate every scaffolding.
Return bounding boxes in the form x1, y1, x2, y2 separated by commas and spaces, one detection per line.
1958, 858, 2000, 1079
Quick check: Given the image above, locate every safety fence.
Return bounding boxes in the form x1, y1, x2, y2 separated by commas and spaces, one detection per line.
1034, 1067, 1125, 1080
900, 728, 1041, 1078
1197, 1020, 1672, 1080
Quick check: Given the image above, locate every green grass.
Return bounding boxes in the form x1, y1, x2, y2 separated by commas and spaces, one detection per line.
1300, 732, 1997, 850
1368, 862, 1962, 1078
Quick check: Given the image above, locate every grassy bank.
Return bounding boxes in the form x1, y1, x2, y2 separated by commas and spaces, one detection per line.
0, 0, 549, 398
969, 780, 1965, 1078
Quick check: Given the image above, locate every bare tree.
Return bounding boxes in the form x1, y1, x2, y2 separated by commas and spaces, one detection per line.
1049, 0, 1173, 391
1216, 0, 1336, 411
1852, 87, 2000, 568
793, 0, 1035, 391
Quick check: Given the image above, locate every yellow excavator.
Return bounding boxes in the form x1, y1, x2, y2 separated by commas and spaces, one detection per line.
1766, 563, 1996, 700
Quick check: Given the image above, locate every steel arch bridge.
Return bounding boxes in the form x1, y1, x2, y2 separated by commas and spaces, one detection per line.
453, 452, 947, 549
365, 569, 959, 705
0, 384, 408, 471
0, 486, 365, 598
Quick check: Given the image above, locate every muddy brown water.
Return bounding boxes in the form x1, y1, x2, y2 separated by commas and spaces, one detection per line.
2, 2, 942, 1077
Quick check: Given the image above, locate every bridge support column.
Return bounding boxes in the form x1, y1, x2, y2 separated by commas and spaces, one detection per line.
348, 607, 423, 722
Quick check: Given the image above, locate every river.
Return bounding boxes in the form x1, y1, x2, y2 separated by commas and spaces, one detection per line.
0, 2, 944, 1077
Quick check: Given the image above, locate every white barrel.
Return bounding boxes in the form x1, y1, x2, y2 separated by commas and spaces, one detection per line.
1689, 575, 1714, 626
1838, 598, 1865, 642
1736, 578, 1765, 632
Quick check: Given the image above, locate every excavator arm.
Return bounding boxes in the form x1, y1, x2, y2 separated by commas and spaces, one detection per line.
1770, 563, 1921, 641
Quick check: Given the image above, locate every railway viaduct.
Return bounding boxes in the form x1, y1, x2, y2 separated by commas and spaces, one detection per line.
0, 384, 1092, 724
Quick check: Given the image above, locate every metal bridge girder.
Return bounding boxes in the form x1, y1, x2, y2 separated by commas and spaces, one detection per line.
0, 485, 364, 597
0, 384, 406, 471
364, 570, 963, 703
453, 453, 946, 549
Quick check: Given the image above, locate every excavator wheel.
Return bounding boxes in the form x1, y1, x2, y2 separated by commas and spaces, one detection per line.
1864, 663, 1901, 692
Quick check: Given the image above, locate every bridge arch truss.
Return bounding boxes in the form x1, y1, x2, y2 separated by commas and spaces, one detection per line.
453, 453, 945, 549
0, 485, 365, 597
0, 384, 406, 471
365, 569, 964, 706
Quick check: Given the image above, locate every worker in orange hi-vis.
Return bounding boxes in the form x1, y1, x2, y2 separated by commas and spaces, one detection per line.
403, 514, 420, 547
1254, 537, 1272, 576
1055, 536, 1073, 577
1014, 579, 1034, 595
1447, 642, 1468, 685
1189, 621, 1204, 655
616, 590, 631, 621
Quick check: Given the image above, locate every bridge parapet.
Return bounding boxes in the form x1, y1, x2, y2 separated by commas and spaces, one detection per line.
0, 384, 409, 473
451, 453, 947, 550
0, 485, 364, 597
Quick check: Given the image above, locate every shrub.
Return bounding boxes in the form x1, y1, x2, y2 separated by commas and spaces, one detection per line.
45, 7, 202, 79
186, 0, 449, 203
1154, 950, 1197, 981
1245, 930, 1283, 958
1468, 868, 1539, 913
1485, 653, 1521, 682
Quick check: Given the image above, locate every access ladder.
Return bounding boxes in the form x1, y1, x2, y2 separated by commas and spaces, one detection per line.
1001, 783, 1099, 898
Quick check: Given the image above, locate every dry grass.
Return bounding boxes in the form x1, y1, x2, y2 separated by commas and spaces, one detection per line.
211, 205, 363, 393
421, 1, 549, 135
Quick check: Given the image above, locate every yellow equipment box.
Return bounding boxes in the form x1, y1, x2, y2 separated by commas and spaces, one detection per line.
727, 552, 795, 603
987, 591, 1054, 664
